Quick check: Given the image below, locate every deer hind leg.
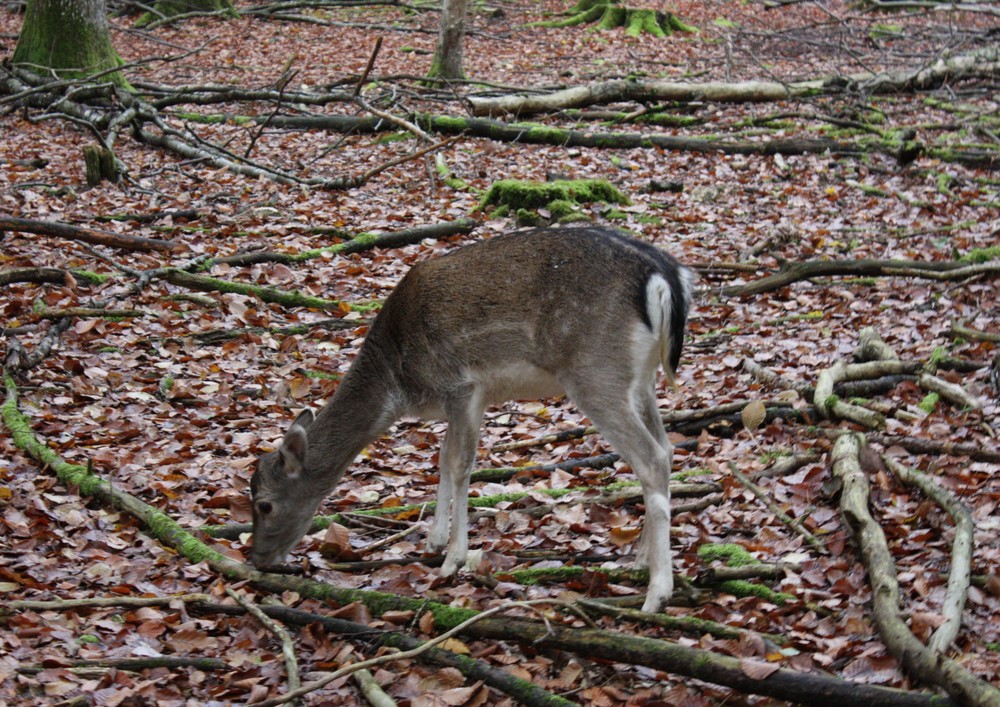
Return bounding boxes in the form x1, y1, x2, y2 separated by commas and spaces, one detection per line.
430, 387, 486, 578
633, 384, 673, 570
570, 379, 675, 613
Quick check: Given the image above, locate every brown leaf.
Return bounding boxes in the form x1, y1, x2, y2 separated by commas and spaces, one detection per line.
740, 657, 780, 680
741, 399, 767, 432
608, 525, 642, 547
319, 522, 359, 560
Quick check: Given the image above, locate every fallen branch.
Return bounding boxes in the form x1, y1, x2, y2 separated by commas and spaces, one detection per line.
950, 320, 1000, 344
728, 462, 827, 554
162, 269, 350, 311
226, 588, 301, 698
831, 433, 1000, 706
918, 372, 983, 411
881, 456, 974, 654
202, 217, 477, 269
0, 215, 182, 253
820, 430, 1000, 464
468, 47, 1000, 117
197, 601, 574, 707
718, 258, 996, 298
0, 267, 97, 287
0, 375, 958, 707
815, 360, 899, 428
16, 655, 228, 674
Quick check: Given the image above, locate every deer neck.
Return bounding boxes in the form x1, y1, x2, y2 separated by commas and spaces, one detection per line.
302, 350, 401, 491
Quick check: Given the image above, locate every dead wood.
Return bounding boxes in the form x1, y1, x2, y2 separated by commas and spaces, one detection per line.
831, 434, 1000, 707
16, 656, 229, 674
855, 327, 899, 362
822, 430, 1000, 464
35, 307, 149, 320
0, 375, 967, 707
851, 327, 983, 411
196, 601, 576, 707
728, 462, 826, 553
0, 267, 75, 287
951, 321, 1000, 344
716, 258, 998, 298
882, 456, 974, 654
205, 217, 477, 269
0, 215, 182, 253
468, 47, 1000, 117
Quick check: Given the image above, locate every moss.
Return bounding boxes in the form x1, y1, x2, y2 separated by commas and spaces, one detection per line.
546, 199, 577, 218
70, 269, 109, 285
164, 270, 350, 311
303, 370, 341, 381
717, 580, 793, 604
534, 0, 695, 36
479, 178, 628, 214
918, 392, 940, 415
376, 132, 414, 145
12, 1, 130, 88
960, 246, 1000, 263
500, 565, 648, 586
173, 112, 228, 124
428, 115, 470, 132
698, 543, 757, 567
928, 346, 948, 368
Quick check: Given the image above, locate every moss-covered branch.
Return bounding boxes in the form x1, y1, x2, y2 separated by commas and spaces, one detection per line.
162, 269, 354, 312
0, 374, 963, 706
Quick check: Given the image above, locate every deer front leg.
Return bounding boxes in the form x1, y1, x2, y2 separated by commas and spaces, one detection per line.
428, 471, 454, 554
434, 390, 485, 578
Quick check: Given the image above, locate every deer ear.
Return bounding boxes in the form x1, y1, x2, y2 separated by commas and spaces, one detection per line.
279, 422, 309, 478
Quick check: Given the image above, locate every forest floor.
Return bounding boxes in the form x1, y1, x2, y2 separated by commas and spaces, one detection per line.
0, 0, 998, 705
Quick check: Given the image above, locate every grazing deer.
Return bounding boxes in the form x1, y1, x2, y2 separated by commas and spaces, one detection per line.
250, 226, 693, 612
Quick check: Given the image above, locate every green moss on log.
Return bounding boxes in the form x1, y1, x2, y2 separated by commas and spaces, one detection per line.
478, 178, 628, 215
698, 543, 757, 567
960, 246, 1000, 263
163, 270, 348, 311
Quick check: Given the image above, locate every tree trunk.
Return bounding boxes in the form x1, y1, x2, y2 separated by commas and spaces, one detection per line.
428, 0, 468, 80
12, 0, 128, 88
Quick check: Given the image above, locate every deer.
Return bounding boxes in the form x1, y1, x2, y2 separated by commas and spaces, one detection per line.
249, 225, 693, 613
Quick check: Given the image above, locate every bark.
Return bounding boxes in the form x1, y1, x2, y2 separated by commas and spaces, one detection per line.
468, 47, 1000, 117
428, 0, 468, 80
0, 216, 182, 252
162, 270, 348, 311
717, 258, 998, 298
17, 656, 228, 673
882, 456, 974, 654
831, 434, 1000, 707
202, 217, 477, 269
12, 0, 128, 87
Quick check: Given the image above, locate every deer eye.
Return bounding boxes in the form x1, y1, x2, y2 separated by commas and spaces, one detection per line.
256, 501, 273, 516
